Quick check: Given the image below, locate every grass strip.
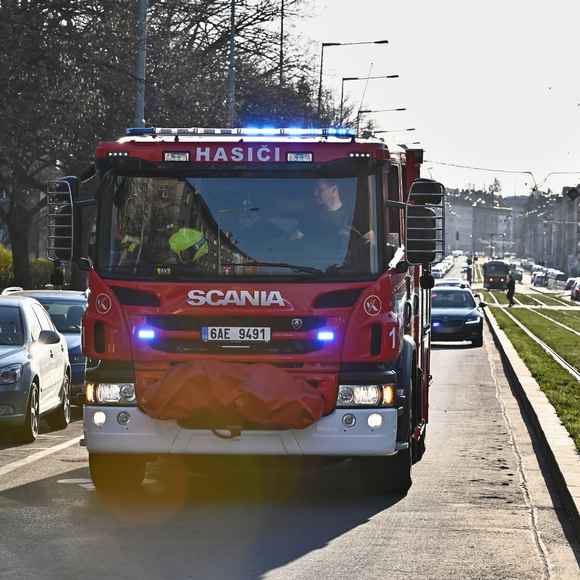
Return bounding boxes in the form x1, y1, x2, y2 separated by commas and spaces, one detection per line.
490, 307, 580, 450
528, 292, 569, 307
538, 309, 580, 333
490, 290, 509, 305
479, 290, 493, 304
508, 308, 580, 370
514, 293, 537, 305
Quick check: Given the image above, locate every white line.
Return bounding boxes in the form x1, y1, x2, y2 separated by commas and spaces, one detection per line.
0, 436, 82, 478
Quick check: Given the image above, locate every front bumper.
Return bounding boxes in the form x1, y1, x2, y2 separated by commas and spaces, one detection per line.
0, 390, 28, 427
432, 323, 482, 341
84, 405, 399, 457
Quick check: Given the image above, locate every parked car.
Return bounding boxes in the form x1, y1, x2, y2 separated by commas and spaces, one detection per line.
564, 277, 578, 291
431, 287, 485, 347
509, 268, 523, 282
532, 272, 547, 287
571, 279, 580, 301
0, 296, 71, 442
10, 290, 87, 404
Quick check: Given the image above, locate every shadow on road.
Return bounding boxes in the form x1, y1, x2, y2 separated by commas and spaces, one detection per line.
0, 458, 404, 579
0, 407, 83, 448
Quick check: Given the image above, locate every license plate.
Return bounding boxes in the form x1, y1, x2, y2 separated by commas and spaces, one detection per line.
201, 326, 271, 342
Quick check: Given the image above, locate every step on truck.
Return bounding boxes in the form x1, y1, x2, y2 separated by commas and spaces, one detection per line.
47, 126, 445, 494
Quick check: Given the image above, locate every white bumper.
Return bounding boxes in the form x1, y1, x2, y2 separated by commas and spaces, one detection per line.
84, 406, 399, 457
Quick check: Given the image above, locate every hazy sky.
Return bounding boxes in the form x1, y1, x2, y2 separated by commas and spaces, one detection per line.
293, 0, 580, 194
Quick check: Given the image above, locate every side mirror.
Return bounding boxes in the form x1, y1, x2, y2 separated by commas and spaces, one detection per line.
38, 330, 61, 345
479, 302, 487, 309
393, 260, 409, 274
77, 257, 94, 271
408, 178, 445, 205
420, 272, 435, 289
406, 206, 439, 264
47, 177, 78, 263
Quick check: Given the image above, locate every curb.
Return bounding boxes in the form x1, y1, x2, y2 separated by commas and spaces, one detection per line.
484, 307, 580, 539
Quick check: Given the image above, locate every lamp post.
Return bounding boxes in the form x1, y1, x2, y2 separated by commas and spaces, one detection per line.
317, 39, 389, 117
339, 75, 400, 120
356, 105, 405, 132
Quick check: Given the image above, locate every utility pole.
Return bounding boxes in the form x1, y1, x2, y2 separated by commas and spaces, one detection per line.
227, 0, 236, 127
279, 0, 284, 87
133, 0, 148, 127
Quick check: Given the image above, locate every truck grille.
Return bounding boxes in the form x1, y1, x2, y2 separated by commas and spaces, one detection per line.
150, 338, 323, 355
146, 315, 327, 332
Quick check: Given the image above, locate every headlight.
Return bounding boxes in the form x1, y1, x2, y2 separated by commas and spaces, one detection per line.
337, 384, 396, 407
86, 382, 136, 405
0, 364, 22, 385
465, 317, 481, 325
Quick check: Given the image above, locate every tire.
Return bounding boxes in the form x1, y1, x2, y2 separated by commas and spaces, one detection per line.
472, 334, 483, 347
359, 400, 413, 496
18, 382, 40, 443
89, 453, 146, 492
412, 426, 427, 464
47, 374, 71, 431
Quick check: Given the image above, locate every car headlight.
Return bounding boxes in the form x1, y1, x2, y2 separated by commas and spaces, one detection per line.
85, 382, 136, 405
336, 384, 396, 407
0, 364, 22, 385
465, 316, 482, 325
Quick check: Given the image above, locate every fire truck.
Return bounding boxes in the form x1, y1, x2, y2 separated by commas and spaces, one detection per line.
47, 126, 444, 495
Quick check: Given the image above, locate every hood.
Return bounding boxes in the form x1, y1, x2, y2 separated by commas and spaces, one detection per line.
0, 344, 27, 365
432, 307, 481, 318
62, 333, 81, 351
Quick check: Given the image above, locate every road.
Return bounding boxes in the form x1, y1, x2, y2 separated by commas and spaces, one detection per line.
1, 276, 579, 579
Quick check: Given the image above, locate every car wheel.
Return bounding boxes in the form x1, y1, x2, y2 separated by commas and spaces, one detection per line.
89, 453, 147, 493
47, 374, 71, 431
18, 382, 40, 443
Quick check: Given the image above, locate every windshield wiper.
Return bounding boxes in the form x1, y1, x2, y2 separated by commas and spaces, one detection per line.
222, 261, 323, 275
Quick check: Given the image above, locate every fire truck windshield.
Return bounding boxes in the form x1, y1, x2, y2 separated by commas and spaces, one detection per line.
97, 173, 380, 280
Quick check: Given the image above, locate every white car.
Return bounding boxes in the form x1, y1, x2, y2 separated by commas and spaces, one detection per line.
0, 296, 71, 441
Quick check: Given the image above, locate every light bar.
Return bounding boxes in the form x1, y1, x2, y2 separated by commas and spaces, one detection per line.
125, 127, 356, 139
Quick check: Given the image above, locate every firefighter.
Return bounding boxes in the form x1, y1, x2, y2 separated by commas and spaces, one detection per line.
168, 227, 209, 263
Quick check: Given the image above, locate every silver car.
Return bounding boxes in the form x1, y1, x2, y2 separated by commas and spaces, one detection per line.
0, 296, 71, 442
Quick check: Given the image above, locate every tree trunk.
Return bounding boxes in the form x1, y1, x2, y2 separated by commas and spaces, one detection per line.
7, 205, 32, 288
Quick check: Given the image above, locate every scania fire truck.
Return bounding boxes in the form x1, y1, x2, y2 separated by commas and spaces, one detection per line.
47, 126, 444, 495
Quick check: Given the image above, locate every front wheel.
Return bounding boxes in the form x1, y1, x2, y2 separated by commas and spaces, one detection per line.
89, 453, 147, 492
17, 383, 39, 443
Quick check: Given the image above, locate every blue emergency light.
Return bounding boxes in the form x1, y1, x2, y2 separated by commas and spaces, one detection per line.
137, 328, 156, 340
317, 330, 335, 342
125, 127, 356, 139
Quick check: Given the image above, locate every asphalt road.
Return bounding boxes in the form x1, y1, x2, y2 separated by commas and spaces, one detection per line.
1, 283, 579, 579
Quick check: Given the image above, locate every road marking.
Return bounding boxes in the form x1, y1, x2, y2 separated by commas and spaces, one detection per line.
0, 436, 82, 478
58, 477, 95, 491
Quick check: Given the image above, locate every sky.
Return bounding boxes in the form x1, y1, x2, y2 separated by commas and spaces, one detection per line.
291, 0, 580, 195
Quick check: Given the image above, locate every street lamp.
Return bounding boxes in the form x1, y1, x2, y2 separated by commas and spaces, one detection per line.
317, 40, 389, 116
356, 105, 406, 132
339, 75, 400, 120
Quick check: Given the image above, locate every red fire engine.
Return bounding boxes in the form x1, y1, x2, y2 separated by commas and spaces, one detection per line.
47, 126, 444, 495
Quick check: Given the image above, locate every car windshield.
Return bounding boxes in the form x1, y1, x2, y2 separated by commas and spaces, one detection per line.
484, 262, 509, 275
98, 173, 380, 280
36, 300, 86, 334
432, 290, 476, 309
0, 306, 24, 346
